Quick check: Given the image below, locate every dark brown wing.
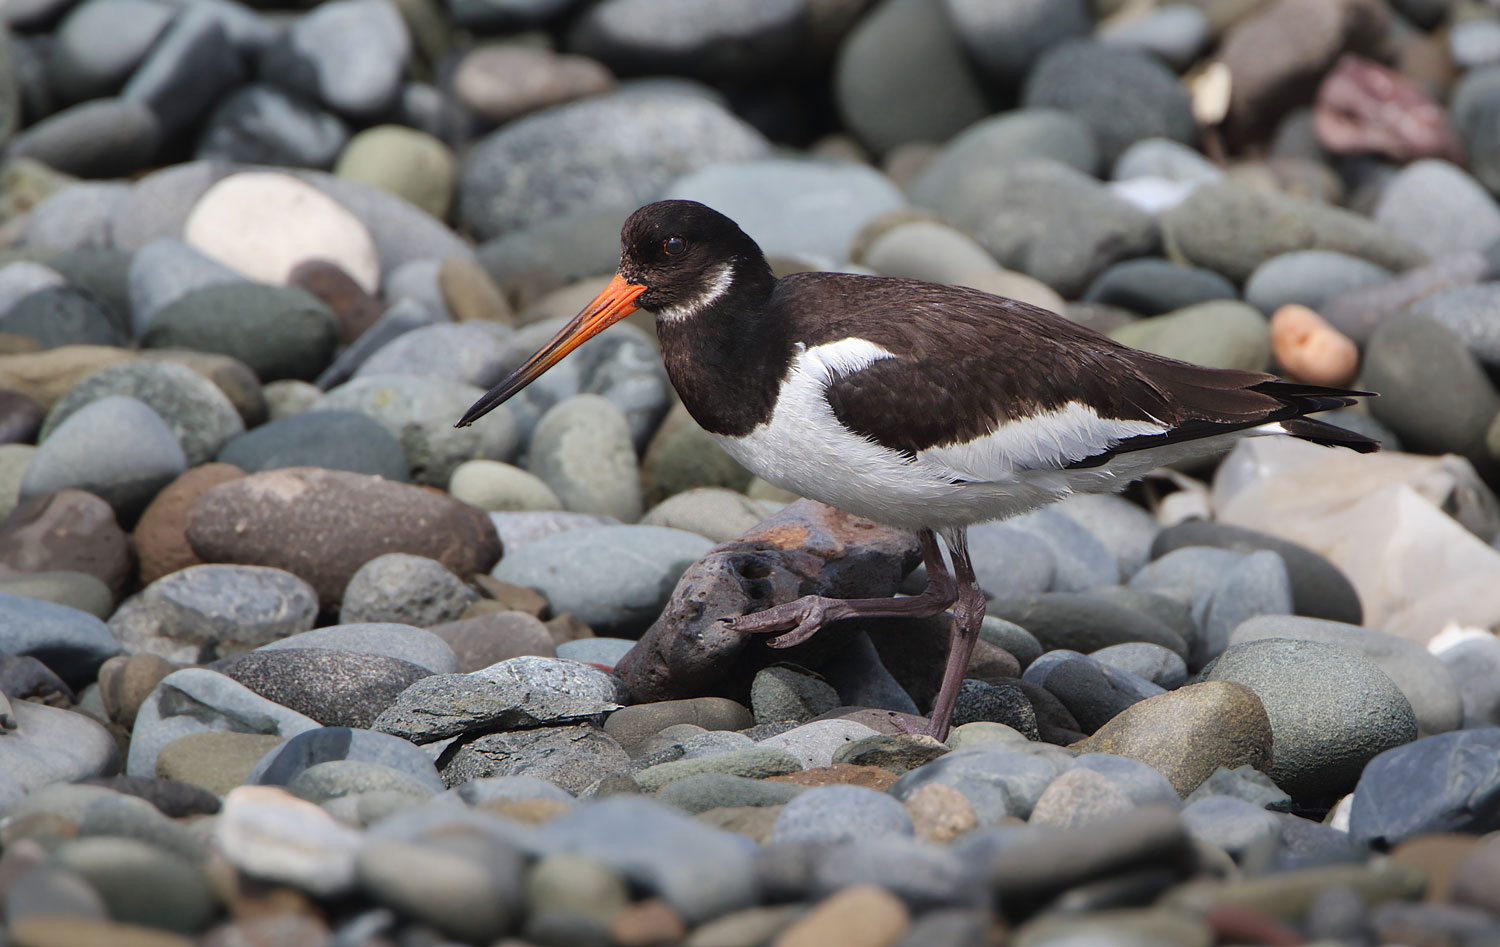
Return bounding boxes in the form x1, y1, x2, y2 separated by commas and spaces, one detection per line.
771, 273, 1376, 464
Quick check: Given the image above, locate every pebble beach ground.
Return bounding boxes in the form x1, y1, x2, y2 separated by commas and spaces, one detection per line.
2, 0, 1500, 944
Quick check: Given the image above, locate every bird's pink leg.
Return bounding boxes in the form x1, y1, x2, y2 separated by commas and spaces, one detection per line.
920, 528, 984, 742
725, 528, 956, 648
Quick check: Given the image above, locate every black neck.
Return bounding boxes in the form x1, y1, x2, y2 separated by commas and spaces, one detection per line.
655, 264, 788, 437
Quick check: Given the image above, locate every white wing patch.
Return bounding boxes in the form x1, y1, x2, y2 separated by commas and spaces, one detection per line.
795, 337, 899, 382
652, 262, 735, 323
921, 401, 1168, 480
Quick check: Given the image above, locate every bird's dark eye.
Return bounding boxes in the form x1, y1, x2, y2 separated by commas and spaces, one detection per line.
663, 235, 687, 256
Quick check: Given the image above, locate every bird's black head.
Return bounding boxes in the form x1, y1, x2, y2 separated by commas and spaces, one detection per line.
454, 200, 770, 428
618, 200, 774, 321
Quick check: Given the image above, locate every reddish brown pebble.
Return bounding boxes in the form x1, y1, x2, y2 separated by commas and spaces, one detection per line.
610, 898, 687, 947
133, 463, 245, 586
769, 763, 898, 792
0, 489, 133, 598
1314, 54, 1464, 163
905, 783, 977, 842
289, 259, 384, 345
1389, 833, 1481, 904
1270, 304, 1360, 387
774, 885, 909, 947
428, 611, 556, 671
183, 467, 501, 610
1205, 902, 1307, 946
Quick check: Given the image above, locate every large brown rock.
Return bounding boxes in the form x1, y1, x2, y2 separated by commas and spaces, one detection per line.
613, 499, 920, 702
133, 463, 246, 586
184, 467, 501, 610
0, 490, 133, 598
1070, 681, 1274, 797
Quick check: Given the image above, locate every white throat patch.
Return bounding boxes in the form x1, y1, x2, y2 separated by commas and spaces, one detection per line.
652, 262, 735, 323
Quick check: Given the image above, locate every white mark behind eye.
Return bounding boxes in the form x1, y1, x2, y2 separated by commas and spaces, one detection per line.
652, 262, 734, 323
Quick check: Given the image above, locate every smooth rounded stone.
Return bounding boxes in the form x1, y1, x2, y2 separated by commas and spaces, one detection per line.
356, 835, 522, 944
890, 748, 1065, 824
1022, 40, 1195, 167
833, 734, 950, 776
1, 286, 125, 351
1109, 300, 1272, 372
1052, 494, 1160, 582
1454, 836, 1500, 915
47, 0, 175, 103
638, 488, 772, 543
216, 409, 409, 482
143, 282, 339, 384
441, 724, 630, 794
154, 731, 286, 796
1099, 3, 1208, 70
1082, 259, 1236, 317
76, 794, 207, 864
261, 379, 321, 420
986, 592, 1188, 659
805, 835, 977, 911
977, 618, 1042, 671
524, 850, 629, 931
0, 260, 65, 315
832, 0, 987, 154
1349, 729, 1500, 848
52, 837, 215, 933
213, 785, 363, 896
759, 720, 882, 770
185, 171, 378, 294
374, 656, 626, 743
195, 82, 349, 168
664, 159, 905, 264
126, 240, 244, 337
1183, 763, 1289, 812
428, 611, 557, 671
0, 701, 120, 809
1, 489, 133, 602
657, 773, 806, 815
121, 5, 247, 139
633, 746, 803, 793
1194, 550, 1294, 669
1090, 643, 1187, 690
1439, 635, 1500, 727
531, 796, 757, 923
41, 359, 243, 468
339, 553, 476, 628
1243, 250, 1391, 316
1453, 67, 1500, 196
571, 0, 803, 80
1151, 520, 1362, 625
1113, 138, 1222, 185
141, 348, 267, 430
962, 160, 1159, 298
1232, 615, 1461, 736
7, 98, 160, 178
211, 648, 432, 730
1372, 901, 1500, 947
488, 510, 621, 555
941, 0, 1089, 88
908, 109, 1097, 225
288, 759, 438, 804
494, 525, 713, 637
460, 89, 768, 239
1362, 315, 1500, 462
107, 564, 317, 664
1024, 650, 1163, 734
353, 320, 514, 388
958, 522, 1056, 599
859, 219, 1001, 287
1006, 507, 1121, 592
1202, 638, 1417, 800
298, 170, 476, 278
258, 625, 457, 676
751, 666, 842, 726
1320, 251, 1492, 347
0, 591, 121, 687
770, 784, 913, 845
773, 885, 910, 947
1406, 284, 1500, 370
950, 680, 1040, 740
314, 374, 517, 487
452, 774, 576, 807
603, 697, 754, 750
1027, 766, 1137, 829
523, 394, 641, 521
1066, 753, 1180, 810
549, 639, 629, 669
125, 668, 321, 778
452, 44, 613, 124
3, 863, 110, 927
1071, 681, 1273, 798
1374, 160, 1500, 260
20, 395, 185, 524
130, 462, 242, 588
261, 0, 408, 119
247, 726, 442, 793
99, 652, 176, 730
0, 570, 113, 619
0, 390, 43, 446
1160, 180, 1428, 284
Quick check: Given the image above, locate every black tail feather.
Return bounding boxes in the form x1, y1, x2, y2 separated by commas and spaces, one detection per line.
1279, 415, 1381, 453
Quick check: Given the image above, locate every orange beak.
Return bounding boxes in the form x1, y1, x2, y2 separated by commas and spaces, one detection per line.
456, 273, 647, 427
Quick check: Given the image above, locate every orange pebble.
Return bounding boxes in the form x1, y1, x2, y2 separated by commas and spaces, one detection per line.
1270, 304, 1360, 387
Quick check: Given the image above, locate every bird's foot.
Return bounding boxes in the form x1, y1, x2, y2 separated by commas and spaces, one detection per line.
722, 595, 837, 649
889, 713, 948, 741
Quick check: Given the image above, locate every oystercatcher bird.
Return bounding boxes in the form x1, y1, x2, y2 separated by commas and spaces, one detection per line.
458, 200, 1377, 741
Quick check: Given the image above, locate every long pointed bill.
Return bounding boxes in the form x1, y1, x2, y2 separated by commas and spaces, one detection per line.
455, 273, 647, 428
